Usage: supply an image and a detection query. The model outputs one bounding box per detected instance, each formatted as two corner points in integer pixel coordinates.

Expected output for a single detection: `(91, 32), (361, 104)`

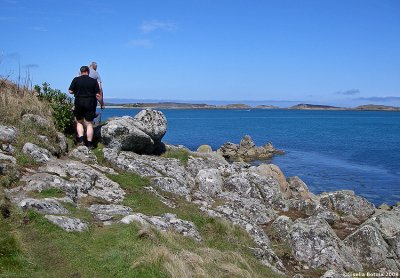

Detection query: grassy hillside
(0, 80), (281, 277)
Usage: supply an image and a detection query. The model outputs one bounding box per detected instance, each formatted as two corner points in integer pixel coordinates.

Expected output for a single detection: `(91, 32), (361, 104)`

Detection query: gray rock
(271, 215), (293, 243)
(196, 145), (212, 153)
(88, 204), (132, 215)
(133, 108), (167, 141)
(22, 114), (51, 128)
(101, 109), (167, 154)
(0, 125), (17, 143)
(101, 116), (154, 152)
(151, 177), (191, 198)
(0, 152), (16, 164)
(22, 143), (54, 163)
(19, 198), (69, 214)
(217, 135), (283, 162)
(40, 159), (125, 203)
(56, 132), (68, 154)
(344, 225), (398, 270)
(120, 212), (201, 241)
(45, 215), (88, 232)
(256, 164), (291, 198)
(69, 146), (97, 163)
(1, 143), (16, 154)
(289, 216), (362, 272)
(195, 169), (223, 197)
(320, 190), (375, 222)
(365, 210), (400, 238)
(287, 176), (316, 200)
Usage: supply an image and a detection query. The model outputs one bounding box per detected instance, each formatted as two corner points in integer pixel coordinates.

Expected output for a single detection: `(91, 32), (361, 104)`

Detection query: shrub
(35, 82), (74, 133)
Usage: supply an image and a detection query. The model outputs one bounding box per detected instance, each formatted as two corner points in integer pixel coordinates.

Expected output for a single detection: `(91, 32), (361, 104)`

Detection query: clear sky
(1, 0), (399, 107)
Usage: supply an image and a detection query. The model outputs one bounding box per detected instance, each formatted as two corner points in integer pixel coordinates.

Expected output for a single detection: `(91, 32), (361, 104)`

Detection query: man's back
(69, 75), (99, 98)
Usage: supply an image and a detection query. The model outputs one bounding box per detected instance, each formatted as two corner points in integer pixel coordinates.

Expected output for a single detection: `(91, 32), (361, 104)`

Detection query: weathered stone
(320, 190), (375, 222)
(344, 225), (398, 270)
(56, 132), (68, 154)
(186, 155), (228, 177)
(69, 146), (97, 163)
(364, 210), (400, 238)
(88, 204), (132, 215)
(151, 177), (191, 198)
(19, 198), (69, 214)
(45, 215), (88, 232)
(195, 169), (223, 197)
(22, 114), (51, 128)
(22, 142), (54, 163)
(121, 212), (201, 241)
(271, 215), (293, 243)
(133, 108), (167, 141)
(289, 216), (362, 272)
(378, 203), (391, 210)
(217, 135), (283, 162)
(0, 152), (16, 164)
(287, 176), (316, 200)
(101, 109), (167, 154)
(40, 159), (125, 203)
(256, 164), (290, 198)
(101, 116), (154, 152)
(196, 144), (212, 153)
(0, 125), (17, 143)
(1, 143), (16, 154)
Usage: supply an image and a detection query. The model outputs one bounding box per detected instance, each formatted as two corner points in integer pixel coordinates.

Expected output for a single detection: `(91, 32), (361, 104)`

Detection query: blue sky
(1, 0), (399, 107)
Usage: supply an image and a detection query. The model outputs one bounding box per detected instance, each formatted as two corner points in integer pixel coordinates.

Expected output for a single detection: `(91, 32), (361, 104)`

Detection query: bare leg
(85, 120), (94, 142)
(76, 119), (85, 137)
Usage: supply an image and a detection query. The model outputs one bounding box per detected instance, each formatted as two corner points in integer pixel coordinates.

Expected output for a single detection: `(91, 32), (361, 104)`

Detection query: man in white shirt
(89, 61), (105, 109)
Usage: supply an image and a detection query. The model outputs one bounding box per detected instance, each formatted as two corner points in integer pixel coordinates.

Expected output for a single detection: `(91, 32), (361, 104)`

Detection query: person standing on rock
(89, 61), (105, 110)
(69, 66), (101, 148)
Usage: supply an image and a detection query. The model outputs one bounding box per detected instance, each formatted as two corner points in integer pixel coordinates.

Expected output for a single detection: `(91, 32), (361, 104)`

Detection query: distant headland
(104, 102), (400, 111)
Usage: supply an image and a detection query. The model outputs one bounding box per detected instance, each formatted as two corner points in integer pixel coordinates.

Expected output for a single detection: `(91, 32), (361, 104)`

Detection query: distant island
(104, 102), (400, 111)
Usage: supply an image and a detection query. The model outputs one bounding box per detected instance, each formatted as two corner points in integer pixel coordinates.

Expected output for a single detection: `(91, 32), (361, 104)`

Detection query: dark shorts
(74, 97), (97, 121)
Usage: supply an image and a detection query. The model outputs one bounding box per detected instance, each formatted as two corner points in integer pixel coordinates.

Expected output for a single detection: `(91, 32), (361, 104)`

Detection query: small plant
(35, 82), (74, 133)
(161, 149), (190, 165)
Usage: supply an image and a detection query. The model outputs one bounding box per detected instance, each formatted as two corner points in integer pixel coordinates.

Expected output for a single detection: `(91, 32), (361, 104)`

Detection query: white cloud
(126, 39), (152, 48)
(336, 89), (360, 95)
(139, 20), (176, 33)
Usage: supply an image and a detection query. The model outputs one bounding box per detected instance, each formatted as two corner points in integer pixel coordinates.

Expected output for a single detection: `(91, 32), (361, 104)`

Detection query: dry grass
(132, 238), (264, 278)
(0, 79), (52, 126)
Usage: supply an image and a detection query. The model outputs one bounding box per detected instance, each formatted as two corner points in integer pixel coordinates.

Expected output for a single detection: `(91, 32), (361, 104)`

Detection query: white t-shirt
(89, 68), (101, 83)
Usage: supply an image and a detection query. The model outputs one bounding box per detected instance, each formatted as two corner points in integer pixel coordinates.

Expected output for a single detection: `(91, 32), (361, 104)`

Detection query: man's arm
(68, 78), (76, 95)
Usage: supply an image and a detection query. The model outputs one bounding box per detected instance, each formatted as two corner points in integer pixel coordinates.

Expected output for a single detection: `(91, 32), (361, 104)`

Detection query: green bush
(35, 82), (74, 133)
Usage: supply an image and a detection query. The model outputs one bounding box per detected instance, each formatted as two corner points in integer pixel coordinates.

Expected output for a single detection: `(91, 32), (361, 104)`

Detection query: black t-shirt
(69, 75), (100, 99)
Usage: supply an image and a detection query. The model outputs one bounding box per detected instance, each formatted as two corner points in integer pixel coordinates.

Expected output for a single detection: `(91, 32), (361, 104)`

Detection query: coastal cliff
(1, 83), (399, 277)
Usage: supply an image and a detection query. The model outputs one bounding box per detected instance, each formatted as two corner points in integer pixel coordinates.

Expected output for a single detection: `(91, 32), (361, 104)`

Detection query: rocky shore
(1, 108), (399, 277)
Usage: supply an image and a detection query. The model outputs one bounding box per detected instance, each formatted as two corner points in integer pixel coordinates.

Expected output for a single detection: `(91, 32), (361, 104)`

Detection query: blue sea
(100, 108), (400, 206)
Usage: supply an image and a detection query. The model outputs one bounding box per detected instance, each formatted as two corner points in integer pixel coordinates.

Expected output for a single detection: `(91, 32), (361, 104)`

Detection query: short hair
(90, 62), (97, 69)
(80, 66), (90, 73)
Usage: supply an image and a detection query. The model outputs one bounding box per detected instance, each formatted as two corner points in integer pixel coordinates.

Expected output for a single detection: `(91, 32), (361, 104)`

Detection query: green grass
(27, 188), (65, 199)
(161, 149), (191, 165)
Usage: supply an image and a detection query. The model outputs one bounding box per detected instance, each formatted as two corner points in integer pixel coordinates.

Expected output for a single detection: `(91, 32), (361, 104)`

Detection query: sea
(99, 108), (400, 206)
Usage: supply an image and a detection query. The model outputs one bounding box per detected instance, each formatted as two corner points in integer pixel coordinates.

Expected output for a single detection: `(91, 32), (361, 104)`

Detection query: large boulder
(45, 215), (88, 232)
(289, 216), (362, 272)
(101, 109), (167, 154)
(344, 225), (399, 270)
(0, 125), (17, 143)
(195, 169), (223, 197)
(319, 190), (375, 222)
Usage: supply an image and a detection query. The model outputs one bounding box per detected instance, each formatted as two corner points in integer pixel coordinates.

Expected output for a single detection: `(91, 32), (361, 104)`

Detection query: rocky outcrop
(289, 216), (362, 272)
(0, 125), (18, 143)
(22, 142), (54, 163)
(69, 146), (97, 163)
(217, 135), (283, 162)
(344, 225), (399, 270)
(320, 190), (375, 222)
(19, 198), (69, 214)
(44, 215), (89, 232)
(196, 145), (212, 153)
(121, 212), (201, 241)
(101, 109), (167, 154)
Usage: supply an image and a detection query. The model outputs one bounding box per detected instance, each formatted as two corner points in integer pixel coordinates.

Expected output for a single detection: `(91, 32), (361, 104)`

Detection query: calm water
(100, 108), (400, 205)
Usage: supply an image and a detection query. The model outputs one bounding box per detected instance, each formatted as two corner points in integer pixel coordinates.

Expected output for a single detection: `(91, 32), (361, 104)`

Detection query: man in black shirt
(69, 66), (101, 148)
